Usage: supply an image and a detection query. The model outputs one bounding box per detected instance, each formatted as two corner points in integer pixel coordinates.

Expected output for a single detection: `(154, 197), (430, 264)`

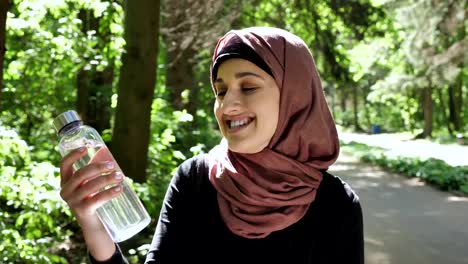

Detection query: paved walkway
(339, 132), (468, 167)
(330, 154), (468, 264)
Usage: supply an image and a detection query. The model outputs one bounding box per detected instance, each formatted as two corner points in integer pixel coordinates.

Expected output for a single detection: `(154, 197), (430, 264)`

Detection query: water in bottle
(53, 110), (151, 242)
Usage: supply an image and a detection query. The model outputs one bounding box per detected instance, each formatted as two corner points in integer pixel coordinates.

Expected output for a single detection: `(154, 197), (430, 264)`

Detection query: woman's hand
(59, 147), (124, 261)
(59, 147), (124, 223)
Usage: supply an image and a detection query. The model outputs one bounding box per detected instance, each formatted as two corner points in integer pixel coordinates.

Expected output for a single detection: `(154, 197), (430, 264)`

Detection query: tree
(0, 0), (10, 110)
(76, 3), (117, 135)
(238, 0), (387, 131)
(421, 85), (433, 137)
(161, 0), (240, 115)
(4, 0), (87, 152)
(347, 0), (466, 136)
(111, 0), (160, 183)
(391, 0), (465, 137)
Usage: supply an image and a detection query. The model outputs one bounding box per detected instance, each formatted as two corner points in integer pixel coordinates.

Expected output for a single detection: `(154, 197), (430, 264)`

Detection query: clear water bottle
(53, 110), (151, 242)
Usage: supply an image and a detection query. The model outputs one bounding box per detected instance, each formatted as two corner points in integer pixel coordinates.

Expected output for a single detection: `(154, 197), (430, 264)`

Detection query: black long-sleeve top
(90, 154), (364, 264)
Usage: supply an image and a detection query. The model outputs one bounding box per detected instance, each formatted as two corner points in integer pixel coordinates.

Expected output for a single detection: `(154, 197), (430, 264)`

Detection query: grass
(340, 140), (468, 195)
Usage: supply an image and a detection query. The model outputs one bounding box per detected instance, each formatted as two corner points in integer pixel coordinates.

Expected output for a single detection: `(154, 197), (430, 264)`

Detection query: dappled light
(331, 154), (468, 264)
(446, 196), (468, 203)
(340, 132), (468, 167)
(366, 250), (391, 264)
(0, 0), (465, 263)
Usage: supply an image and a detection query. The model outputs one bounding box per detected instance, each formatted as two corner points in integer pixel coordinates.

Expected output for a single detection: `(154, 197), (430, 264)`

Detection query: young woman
(60, 27), (364, 264)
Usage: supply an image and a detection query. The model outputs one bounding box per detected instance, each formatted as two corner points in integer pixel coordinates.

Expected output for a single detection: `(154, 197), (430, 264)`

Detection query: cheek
(258, 98), (279, 119)
(268, 108), (280, 132)
(213, 101), (223, 126)
(258, 99), (280, 134)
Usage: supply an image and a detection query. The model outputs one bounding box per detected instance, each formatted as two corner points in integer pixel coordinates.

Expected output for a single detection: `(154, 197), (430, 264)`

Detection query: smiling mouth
(226, 117), (254, 132)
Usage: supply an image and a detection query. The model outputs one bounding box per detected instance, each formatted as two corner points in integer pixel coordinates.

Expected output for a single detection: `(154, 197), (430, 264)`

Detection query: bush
(341, 141), (468, 194)
(0, 126), (83, 264)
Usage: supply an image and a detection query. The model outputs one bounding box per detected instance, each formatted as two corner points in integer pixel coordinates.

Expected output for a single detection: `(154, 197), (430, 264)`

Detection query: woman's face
(213, 58), (280, 153)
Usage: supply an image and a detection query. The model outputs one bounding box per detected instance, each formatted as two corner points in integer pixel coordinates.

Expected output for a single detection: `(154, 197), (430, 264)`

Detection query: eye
(216, 89), (227, 97)
(242, 87), (258, 93)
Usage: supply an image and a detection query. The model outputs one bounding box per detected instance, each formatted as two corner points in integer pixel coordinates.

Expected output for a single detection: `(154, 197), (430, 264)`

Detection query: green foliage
(365, 90), (419, 131)
(2, 0), (124, 162)
(239, 0), (387, 86)
(0, 0), (465, 262)
(4, 0), (81, 143)
(138, 96), (220, 220)
(341, 141), (468, 194)
(120, 96), (220, 263)
(0, 126), (82, 264)
(339, 0), (467, 135)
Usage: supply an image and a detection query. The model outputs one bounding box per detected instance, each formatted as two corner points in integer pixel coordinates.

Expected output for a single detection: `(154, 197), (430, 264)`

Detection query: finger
(62, 170), (123, 209)
(75, 185), (124, 216)
(62, 161), (116, 198)
(89, 148), (122, 172)
(60, 147), (88, 185)
(75, 171), (124, 201)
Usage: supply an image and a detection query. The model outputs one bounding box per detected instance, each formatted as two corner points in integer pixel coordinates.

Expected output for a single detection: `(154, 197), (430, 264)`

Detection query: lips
(225, 116), (254, 132)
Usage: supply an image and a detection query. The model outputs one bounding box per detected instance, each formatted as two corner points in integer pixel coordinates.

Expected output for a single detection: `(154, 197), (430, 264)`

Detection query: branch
(432, 37), (468, 67)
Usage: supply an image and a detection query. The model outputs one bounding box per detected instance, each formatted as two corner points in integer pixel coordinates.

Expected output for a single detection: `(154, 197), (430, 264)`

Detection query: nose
(221, 89), (243, 114)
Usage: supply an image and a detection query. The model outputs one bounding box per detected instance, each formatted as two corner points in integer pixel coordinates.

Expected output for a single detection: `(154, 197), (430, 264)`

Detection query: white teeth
(230, 118), (250, 129)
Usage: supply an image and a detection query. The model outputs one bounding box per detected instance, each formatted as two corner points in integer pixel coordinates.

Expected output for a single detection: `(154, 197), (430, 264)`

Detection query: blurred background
(0, 0), (466, 263)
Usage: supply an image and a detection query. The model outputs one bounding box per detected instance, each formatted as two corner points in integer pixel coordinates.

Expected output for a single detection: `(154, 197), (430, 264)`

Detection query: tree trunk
(166, 48), (196, 112)
(111, 0), (160, 183)
(438, 86), (452, 135)
(407, 89), (417, 131)
(76, 69), (90, 124)
(352, 84), (362, 132)
(76, 67), (114, 134)
(448, 79), (462, 131)
(162, 0), (198, 114)
(419, 86), (433, 138)
(340, 88), (347, 112)
(362, 84), (371, 130)
(76, 8), (113, 135)
(187, 82), (199, 118)
(0, 0), (9, 111)
(457, 77), (464, 130)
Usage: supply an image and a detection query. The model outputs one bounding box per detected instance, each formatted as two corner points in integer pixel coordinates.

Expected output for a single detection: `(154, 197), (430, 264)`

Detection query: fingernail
(114, 186), (122, 192)
(114, 172), (123, 180)
(106, 162), (114, 169)
(78, 147), (87, 152)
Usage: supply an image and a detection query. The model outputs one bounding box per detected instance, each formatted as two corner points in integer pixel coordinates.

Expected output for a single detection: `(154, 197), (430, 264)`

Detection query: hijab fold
(208, 27), (339, 239)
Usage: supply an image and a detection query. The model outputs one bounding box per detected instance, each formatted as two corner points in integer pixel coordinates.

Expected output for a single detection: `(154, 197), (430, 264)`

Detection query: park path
(339, 132), (468, 167)
(330, 153), (468, 264)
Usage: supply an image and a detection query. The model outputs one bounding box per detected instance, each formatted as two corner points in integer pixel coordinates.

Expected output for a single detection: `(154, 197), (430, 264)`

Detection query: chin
(227, 142), (264, 154)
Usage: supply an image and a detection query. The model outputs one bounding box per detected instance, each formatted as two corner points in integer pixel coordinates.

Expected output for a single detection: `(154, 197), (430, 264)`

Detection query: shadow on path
(330, 154), (468, 264)
(339, 132), (468, 167)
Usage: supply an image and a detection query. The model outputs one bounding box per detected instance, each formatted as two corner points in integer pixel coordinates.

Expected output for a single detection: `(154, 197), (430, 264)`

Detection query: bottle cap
(53, 110), (81, 132)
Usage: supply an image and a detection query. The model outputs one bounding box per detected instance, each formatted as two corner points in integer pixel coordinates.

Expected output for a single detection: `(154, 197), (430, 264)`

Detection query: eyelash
(216, 87), (258, 97)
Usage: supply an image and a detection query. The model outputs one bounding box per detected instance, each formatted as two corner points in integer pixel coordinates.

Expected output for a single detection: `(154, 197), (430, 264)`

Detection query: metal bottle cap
(53, 110), (81, 132)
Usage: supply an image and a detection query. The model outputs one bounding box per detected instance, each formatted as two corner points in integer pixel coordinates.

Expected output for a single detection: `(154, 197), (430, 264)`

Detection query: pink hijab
(208, 27), (340, 239)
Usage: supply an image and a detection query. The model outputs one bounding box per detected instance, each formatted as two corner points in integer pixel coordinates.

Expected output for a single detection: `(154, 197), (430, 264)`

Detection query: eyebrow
(214, 71), (264, 83)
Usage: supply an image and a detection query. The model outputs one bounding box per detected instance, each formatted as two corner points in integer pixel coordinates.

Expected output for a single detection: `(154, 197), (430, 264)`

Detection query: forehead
(217, 59), (264, 78)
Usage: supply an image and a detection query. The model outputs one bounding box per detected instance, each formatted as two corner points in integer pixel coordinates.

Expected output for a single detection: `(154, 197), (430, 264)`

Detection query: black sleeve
(319, 172), (365, 264)
(345, 196), (364, 264)
(88, 244), (129, 264)
(144, 156), (205, 264)
(338, 185), (364, 264)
